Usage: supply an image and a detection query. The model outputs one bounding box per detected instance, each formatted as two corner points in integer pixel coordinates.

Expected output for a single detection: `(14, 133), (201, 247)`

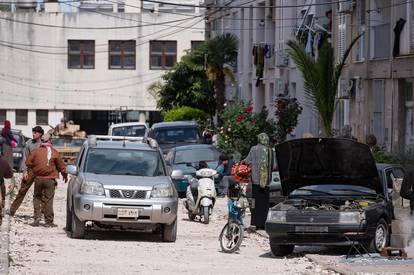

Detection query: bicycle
(219, 183), (249, 253)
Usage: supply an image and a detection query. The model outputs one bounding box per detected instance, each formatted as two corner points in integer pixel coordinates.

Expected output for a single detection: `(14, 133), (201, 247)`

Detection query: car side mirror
(171, 170), (184, 180)
(66, 164), (78, 176)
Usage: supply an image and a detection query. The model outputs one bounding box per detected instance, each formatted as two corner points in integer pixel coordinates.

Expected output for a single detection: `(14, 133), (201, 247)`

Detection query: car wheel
(270, 240), (294, 256)
(66, 203), (72, 232)
(203, 206), (209, 224)
(367, 218), (389, 253)
(71, 209), (85, 239)
(162, 218), (177, 242)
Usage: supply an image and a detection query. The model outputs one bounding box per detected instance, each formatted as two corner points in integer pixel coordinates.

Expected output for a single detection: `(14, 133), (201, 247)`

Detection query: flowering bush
(218, 102), (277, 157)
(274, 94), (303, 142)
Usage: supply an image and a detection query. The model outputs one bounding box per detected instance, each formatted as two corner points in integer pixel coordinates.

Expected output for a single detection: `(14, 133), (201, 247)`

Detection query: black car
(0, 128), (26, 171)
(149, 121), (202, 155)
(266, 138), (393, 256)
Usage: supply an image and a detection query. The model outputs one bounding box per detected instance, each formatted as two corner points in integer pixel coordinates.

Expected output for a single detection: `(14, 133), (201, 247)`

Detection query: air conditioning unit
(338, 79), (355, 99)
(338, 0), (354, 14)
(275, 49), (289, 67)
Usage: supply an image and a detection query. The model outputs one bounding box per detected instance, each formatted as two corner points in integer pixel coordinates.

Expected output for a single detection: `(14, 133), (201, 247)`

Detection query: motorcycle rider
(189, 161), (209, 203)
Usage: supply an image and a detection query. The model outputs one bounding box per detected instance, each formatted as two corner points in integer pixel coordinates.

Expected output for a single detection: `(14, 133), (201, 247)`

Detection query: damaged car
(266, 138), (392, 256)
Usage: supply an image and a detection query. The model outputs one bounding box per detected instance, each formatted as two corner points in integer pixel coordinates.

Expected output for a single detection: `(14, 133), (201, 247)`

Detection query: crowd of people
(0, 121), (67, 227)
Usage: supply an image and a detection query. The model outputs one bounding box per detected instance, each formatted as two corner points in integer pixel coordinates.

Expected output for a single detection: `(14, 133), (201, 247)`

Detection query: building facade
(332, 0), (414, 152)
(0, 0), (205, 136)
(205, 0), (332, 139)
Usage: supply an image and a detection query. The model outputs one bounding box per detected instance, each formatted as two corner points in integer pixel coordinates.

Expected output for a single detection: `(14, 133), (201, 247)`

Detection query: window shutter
(411, 3), (414, 52)
(338, 14), (346, 61)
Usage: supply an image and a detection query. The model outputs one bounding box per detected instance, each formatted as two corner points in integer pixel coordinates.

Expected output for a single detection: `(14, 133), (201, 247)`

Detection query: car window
(385, 169), (395, 189)
(85, 148), (165, 176)
(77, 147), (85, 167)
(174, 148), (219, 164)
(52, 138), (85, 147)
(112, 125), (146, 137)
(153, 127), (199, 144)
(165, 150), (174, 165)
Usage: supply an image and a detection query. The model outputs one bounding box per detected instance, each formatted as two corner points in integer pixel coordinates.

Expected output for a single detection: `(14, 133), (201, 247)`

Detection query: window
(68, 40), (95, 69)
(16, 110), (28, 125)
(373, 79), (385, 144)
(36, 110), (48, 125)
(109, 40), (136, 69)
(150, 41), (177, 69)
(191, 41), (203, 51)
(0, 110), (6, 124)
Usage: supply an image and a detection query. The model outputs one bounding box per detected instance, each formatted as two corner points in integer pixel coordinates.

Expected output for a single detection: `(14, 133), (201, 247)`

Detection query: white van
(108, 122), (148, 137)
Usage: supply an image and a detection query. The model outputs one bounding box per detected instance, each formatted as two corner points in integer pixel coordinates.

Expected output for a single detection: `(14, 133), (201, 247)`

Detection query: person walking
(0, 156), (13, 224)
(1, 120), (17, 169)
(9, 126), (44, 216)
(243, 133), (273, 230)
(26, 134), (67, 227)
(401, 165), (414, 215)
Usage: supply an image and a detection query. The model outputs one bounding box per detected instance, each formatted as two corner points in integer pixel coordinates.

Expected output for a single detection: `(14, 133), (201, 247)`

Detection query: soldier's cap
(32, 126), (44, 135)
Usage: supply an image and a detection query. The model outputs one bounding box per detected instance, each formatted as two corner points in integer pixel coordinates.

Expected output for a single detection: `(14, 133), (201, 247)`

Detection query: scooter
(183, 168), (217, 224)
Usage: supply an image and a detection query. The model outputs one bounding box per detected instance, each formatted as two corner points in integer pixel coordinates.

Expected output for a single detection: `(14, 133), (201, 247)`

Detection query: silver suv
(65, 136), (178, 242)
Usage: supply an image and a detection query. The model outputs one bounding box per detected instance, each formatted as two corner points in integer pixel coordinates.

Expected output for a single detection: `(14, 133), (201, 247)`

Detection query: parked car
(108, 122), (148, 137)
(165, 144), (220, 196)
(266, 138), (393, 256)
(149, 121), (202, 155)
(0, 128), (26, 171)
(65, 135), (178, 242)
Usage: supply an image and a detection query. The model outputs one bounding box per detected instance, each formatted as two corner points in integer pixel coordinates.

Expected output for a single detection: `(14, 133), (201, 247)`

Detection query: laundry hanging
(393, 18), (406, 57)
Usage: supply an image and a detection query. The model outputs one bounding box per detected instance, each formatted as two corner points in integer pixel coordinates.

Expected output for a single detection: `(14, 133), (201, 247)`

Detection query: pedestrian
(400, 165), (414, 215)
(25, 134), (67, 227)
(217, 153), (235, 197)
(0, 156), (13, 224)
(1, 120), (17, 169)
(243, 133), (273, 230)
(9, 126), (44, 216)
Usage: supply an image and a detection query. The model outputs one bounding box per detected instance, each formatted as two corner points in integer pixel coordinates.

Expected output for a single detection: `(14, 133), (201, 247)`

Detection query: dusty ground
(7, 179), (336, 275)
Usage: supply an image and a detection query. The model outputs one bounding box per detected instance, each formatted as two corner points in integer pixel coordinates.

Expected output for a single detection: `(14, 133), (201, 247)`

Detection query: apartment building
(205, 0), (332, 138)
(332, 0), (414, 152)
(0, 0), (205, 136)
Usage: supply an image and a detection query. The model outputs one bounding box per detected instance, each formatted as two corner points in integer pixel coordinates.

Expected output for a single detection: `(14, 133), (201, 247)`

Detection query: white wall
(0, 11), (204, 111)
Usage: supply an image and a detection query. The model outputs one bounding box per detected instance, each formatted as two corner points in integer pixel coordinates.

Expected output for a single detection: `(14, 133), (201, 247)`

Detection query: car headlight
(267, 210), (286, 223)
(13, 152), (22, 158)
(151, 183), (174, 198)
(80, 181), (105, 196)
(339, 211), (365, 224)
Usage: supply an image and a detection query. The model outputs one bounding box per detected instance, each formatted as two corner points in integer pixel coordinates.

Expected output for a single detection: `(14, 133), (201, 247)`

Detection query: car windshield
(174, 147), (219, 164)
(112, 125), (146, 137)
(290, 184), (378, 197)
(153, 127), (199, 144)
(85, 148), (165, 176)
(52, 138), (85, 147)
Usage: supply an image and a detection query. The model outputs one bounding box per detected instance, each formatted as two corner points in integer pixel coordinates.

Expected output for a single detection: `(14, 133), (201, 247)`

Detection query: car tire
(203, 206), (209, 224)
(71, 209), (85, 239)
(367, 218), (389, 253)
(162, 218), (177, 242)
(270, 241), (295, 256)
(66, 203), (72, 232)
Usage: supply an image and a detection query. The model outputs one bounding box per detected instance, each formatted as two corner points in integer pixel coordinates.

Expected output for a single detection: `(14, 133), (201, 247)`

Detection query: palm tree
(193, 33), (239, 117)
(287, 34), (362, 137)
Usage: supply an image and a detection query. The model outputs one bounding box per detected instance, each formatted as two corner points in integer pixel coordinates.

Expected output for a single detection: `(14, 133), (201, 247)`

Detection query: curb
(0, 194), (10, 275)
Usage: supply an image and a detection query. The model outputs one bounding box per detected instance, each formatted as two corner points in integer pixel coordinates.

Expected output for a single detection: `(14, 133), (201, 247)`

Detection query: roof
(151, 121), (198, 129)
(109, 122), (148, 129)
(174, 144), (216, 151)
(376, 163), (404, 169)
(89, 140), (155, 151)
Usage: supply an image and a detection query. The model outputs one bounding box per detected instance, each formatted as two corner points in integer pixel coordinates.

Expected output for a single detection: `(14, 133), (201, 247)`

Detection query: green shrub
(163, 106), (208, 123)
(373, 150), (400, 164)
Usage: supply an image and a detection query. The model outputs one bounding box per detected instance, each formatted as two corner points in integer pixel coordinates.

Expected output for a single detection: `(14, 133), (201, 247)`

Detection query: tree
(193, 33), (239, 116)
(150, 55), (215, 116)
(287, 34), (362, 137)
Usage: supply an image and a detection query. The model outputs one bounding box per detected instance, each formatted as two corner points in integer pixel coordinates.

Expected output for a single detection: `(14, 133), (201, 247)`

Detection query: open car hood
(275, 138), (383, 196)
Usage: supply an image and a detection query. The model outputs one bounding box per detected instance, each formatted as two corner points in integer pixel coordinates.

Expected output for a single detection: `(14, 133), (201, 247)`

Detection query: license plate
(117, 208), (139, 218)
(295, 226), (328, 232)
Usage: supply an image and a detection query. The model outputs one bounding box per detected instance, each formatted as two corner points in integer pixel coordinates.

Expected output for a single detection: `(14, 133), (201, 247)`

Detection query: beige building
(332, 0), (414, 152)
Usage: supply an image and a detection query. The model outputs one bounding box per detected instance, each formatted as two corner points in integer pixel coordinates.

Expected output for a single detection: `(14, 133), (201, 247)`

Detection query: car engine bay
(277, 198), (379, 211)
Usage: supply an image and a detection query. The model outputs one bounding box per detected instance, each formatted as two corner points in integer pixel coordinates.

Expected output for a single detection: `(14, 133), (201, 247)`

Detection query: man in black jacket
(400, 165), (414, 215)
